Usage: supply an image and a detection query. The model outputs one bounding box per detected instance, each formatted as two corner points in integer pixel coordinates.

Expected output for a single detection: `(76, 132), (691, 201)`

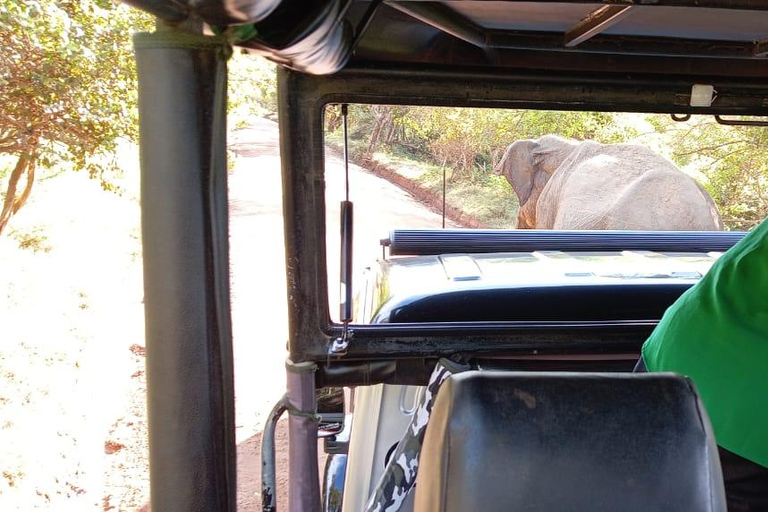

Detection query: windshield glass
(323, 106), (765, 322)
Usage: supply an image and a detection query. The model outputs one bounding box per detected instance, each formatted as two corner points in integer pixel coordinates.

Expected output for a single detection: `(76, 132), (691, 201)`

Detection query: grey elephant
(496, 135), (723, 230)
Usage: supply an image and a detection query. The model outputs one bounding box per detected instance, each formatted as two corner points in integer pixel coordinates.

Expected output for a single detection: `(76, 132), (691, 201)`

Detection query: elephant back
(536, 142), (722, 231)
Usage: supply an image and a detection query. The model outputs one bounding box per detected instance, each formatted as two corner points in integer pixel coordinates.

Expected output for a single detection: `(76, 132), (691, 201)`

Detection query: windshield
(323, 106), (765, 322)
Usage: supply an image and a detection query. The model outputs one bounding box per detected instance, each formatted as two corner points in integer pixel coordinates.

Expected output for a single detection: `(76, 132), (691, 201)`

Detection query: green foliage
(331, 106), (636, 183)
(417, 165), (518, 228)
(228, 50), (278, 127)
(0, 0), (152, 233)
(648, 116), (768, 230)
(325, 105), (636, 226)
(1, 0), (151, 167)
(324, 105), (768, 231)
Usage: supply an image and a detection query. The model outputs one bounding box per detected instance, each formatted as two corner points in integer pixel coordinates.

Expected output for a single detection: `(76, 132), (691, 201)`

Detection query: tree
(228, 49), (278, 126)
(648, 116), (768, 230)
(390, 107), (634, 182)
(0, 0), (152, 235)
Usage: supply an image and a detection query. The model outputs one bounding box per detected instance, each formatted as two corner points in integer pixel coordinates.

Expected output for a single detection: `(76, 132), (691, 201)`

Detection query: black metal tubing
(278, 64), (768, 363)
(715, 115), (768, 126)
(339, 106), (354, 323)
(286, 360), (321, 512)
(488, 30), (765, 59)
(386, 1), (487, 47)
(338, 320), (659, 358)
(564, 5), (634, 48)
(384, 229), (747, 255)
(135, 32), (235, 512)
(392, 0), (768, 10)
(671, 113), (692, 122)
(382, 2), (768, 61)
(350, 0), (384, 54)
(304, 66), (768, 115)
(339, 201), (354, 322)
(278, 69), (332, 361)
(262, 397), (288, 512)
(120, 0), (768, 25)
(350, 14), (768, 79)
(261, 363), (321, 512)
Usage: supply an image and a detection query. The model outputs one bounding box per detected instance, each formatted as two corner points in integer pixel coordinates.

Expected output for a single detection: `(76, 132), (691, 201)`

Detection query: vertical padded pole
(134, 29), (235, 512)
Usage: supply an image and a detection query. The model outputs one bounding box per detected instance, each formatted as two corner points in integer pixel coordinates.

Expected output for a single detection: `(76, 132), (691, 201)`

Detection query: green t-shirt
(642, 219), (768, 468)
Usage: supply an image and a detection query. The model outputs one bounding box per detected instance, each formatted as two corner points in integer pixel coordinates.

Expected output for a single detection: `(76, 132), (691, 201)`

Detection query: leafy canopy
(0, 0), (152, 234)
(648, 116), (768, 230)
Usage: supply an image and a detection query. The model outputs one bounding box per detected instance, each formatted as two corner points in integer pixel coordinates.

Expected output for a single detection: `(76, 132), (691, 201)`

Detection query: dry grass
(325, 133), (520, 228)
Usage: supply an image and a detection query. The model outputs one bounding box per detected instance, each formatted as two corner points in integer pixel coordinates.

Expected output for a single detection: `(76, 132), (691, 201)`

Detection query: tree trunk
(385, 120), (397, 144)
(325, 105), (342, 132)
(368, 119), (382, 156)
(368, 106), (396, 156)
(0, 150), (37, 236)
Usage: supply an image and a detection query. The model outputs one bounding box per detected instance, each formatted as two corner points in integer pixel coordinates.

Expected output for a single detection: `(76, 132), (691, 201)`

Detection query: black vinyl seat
(414, 371), (726, 512)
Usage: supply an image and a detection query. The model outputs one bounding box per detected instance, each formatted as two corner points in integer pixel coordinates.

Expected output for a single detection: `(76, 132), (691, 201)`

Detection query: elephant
(495, 135), (723, 230)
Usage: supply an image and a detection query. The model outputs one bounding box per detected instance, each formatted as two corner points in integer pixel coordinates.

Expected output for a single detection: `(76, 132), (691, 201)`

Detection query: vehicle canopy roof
(127, 0), (768, 363)
(124, 3), (768, 510)
(129, 0), (768, 84)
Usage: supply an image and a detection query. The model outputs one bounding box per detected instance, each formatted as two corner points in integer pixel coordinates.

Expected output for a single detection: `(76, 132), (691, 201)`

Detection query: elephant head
(495, 135), (579, 228)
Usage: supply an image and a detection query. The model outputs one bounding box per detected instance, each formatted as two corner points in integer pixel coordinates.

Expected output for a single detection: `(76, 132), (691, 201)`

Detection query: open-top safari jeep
(124, 1), (768, 511)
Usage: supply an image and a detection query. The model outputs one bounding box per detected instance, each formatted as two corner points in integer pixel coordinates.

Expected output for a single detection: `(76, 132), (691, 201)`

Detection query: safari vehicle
(123, 1), (767, 511)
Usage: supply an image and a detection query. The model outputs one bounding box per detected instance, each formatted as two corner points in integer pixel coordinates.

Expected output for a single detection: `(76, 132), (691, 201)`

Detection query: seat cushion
(414, 371), (726, 512)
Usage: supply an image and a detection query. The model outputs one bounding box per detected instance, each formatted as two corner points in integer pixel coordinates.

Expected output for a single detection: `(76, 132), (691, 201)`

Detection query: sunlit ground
(1, 117), (465, 511)
(0, 164), (147, 511)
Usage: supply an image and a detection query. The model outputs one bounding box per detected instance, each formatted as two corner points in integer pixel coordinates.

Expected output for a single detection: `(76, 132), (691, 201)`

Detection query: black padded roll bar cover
(415, 371), (726, 512)
(126, 0), (352, 74)
(135, 35), (235, 512)
(242, 0), (354, 75)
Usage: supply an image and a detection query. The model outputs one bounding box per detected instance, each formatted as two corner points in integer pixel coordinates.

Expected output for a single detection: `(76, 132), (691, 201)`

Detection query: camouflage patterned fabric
(364, 358), (470, 512)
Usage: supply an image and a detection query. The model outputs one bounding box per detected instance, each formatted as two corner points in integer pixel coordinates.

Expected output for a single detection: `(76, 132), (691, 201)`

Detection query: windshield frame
(279, 65), (767, 363)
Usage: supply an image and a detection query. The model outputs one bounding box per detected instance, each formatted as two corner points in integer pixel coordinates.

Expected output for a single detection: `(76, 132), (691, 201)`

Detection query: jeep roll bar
(123, 1), (768, 511)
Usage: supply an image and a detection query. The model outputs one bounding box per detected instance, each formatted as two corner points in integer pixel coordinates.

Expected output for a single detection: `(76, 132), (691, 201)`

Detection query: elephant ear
(531, 135), (579, 175)
(500, 139), (538, 206)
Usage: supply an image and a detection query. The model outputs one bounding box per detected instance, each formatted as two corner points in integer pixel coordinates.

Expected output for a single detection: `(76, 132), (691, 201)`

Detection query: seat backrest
(414, 371), (726, 512)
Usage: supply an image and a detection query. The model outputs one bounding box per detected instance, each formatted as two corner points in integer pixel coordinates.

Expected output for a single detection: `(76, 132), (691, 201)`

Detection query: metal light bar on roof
(383, 229), (747, 256)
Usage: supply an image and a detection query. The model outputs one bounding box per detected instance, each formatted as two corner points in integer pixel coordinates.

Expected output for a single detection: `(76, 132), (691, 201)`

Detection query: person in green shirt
(638, 217), (768, 511)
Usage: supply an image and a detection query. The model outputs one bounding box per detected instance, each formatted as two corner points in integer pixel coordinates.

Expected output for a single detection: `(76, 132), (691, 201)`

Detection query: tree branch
(703, 148), (746, 168)
(674, 139), (750, 157)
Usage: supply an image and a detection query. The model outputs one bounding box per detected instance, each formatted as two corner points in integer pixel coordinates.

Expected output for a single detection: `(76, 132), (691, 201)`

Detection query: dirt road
(0, 116), (451, 512)
(228, 118), (453, 510)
